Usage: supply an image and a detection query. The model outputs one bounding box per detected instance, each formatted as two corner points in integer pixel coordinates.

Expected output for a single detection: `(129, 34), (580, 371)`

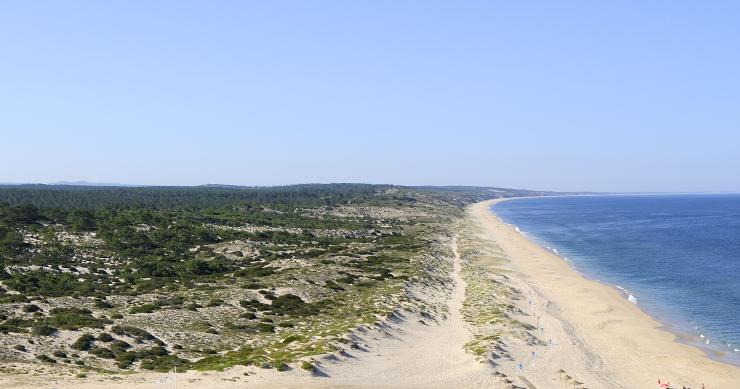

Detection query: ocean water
(492, 194), (740, 365)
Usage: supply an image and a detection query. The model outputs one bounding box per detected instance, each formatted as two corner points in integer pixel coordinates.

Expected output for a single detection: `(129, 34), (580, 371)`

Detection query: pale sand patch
(473, 199), (740, 388)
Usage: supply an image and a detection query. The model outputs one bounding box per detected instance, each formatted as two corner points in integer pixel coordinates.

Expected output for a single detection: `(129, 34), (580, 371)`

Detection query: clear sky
(2, 1), (739, 192)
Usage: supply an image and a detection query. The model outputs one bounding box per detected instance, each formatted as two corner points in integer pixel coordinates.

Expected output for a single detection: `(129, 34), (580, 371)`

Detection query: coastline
(473, 198), (740, 388)
(491, 195), (740, 367)
(3, 197), (738, 389)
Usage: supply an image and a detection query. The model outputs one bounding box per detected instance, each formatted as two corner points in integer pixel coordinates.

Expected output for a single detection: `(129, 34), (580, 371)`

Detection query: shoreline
(492, 195), (740, 367)
(474, 198), (740, 387)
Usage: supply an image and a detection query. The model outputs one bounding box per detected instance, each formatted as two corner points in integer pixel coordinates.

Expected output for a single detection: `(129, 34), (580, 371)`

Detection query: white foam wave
(552, 248), (559, 254)
(627, 294), (638, 304)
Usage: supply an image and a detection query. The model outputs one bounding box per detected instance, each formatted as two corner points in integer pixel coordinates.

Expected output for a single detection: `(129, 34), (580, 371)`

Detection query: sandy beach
(473, 199), (740, 388)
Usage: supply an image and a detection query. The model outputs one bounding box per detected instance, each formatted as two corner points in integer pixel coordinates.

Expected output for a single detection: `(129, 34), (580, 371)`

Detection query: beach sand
(472, 199), (740, 388)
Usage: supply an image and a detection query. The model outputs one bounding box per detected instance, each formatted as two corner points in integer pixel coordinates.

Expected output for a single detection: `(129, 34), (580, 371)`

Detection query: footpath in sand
(307, 237), (497, 388)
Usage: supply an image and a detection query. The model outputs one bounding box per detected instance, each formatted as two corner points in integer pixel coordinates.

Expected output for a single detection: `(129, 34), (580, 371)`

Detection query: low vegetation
(0, 184), (543, 374)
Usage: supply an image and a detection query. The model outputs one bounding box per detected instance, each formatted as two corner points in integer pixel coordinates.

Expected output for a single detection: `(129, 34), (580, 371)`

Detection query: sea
(492, 194), (740, 365)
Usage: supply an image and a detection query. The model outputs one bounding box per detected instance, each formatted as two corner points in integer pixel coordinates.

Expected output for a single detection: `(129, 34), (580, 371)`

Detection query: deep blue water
(493, 195), (740, 364)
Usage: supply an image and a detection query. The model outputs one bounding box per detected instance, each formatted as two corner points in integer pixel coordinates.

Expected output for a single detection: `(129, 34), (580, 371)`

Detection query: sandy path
(303, 236), (497, 388)
(473, 199), (740, 389)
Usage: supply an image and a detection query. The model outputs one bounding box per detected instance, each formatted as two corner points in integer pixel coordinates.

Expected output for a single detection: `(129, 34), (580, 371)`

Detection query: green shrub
(300, 361), (314, 372)
(97, 332), (114, 342)
(5, 271), (92, 297)
(90, 346), (115, 359)
(48, 307), (108, 329)
(281, 334), (303, 344)
(71, 334), (95, 351)
(53, 350), (67, 358)
(109, 340), (132, 353)
(0, 319), (28, 334)
(269, 294), (321, 316)
(94, 299), (113, 309)
(31, 323), (57, 336)
(239, 299), (270, 311)
(140, 355), (191, 372)
(13, 344), (26, 352)
(115, 351), (137, 369)
(130, 303), (160, 314)
(111, 325), (155, 340)
(256, 323), (274, 333)
(275, 360), (289, 371)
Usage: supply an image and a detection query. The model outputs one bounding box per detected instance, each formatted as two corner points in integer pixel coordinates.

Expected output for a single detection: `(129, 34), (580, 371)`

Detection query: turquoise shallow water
(493, 194), (740, 365)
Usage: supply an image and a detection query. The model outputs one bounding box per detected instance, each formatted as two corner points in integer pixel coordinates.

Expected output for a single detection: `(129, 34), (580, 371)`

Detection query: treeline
(0, 184), (392, 210)
(0, 183), (558, 211)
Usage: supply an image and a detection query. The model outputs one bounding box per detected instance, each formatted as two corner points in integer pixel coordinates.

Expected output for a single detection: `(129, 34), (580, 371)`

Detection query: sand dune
(4, 199), (739, 388)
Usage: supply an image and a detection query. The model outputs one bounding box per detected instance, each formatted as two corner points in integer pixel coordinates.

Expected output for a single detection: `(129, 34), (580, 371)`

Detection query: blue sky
(2, 1), (739, 192)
